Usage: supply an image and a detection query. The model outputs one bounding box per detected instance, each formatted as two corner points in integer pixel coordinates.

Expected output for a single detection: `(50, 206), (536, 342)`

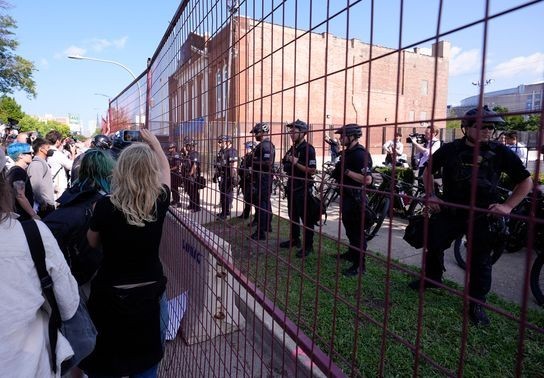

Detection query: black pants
(253, 174), (272, 235)
(219, 176), (234, 215)
(171, 172), (183, 204)
(185, 178), (200, 209)
(426, 210), (493, 301)
(240, 179), (252, 217)
(286, 188), (314, 250)
(341, 195), (367, 268)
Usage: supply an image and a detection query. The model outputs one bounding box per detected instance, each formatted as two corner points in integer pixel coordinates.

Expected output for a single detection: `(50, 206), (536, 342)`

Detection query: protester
(0, 154), (80, 377)
(6, 142), (39, 220)
(504, 131), (528, 165)
(82, 129), (170, 377)
(28, 137), (56, 217)
(46, 130), (76, 200)
(44, 149), (115, 286)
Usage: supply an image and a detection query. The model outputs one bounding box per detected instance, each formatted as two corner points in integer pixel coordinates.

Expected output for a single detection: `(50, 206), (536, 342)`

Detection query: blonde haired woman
(82, 129), (170, 378)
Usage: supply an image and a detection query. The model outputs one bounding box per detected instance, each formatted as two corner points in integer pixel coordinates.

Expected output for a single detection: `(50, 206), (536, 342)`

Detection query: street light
(68, 55), (143, 127)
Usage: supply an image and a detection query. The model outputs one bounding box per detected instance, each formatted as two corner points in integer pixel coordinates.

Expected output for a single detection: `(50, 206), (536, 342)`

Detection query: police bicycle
(453, 188), (544, 305)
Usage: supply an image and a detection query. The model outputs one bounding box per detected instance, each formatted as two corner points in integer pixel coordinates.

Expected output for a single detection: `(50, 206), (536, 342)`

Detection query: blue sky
(8, 0), (544, 133)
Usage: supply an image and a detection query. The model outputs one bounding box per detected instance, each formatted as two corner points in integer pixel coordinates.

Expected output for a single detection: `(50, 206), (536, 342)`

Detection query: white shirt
(507, 142), (527, 165)
(47, 148), (73, 199)
(418, 138), (441, 168)
(0, 216), (79, 377)
(383, 139), (404, 155)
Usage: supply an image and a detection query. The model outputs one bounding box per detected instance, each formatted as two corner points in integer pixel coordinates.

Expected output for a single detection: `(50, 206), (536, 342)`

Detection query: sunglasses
(471, 123), (495, 130)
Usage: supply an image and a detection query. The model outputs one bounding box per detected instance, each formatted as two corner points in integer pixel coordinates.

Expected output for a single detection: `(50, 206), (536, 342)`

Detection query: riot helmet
(286, 119), (309, 132)
(250, 122), (270, 134)
(92, 134), (112, 149)
(461, 105), (505, 130)
(334, 123), (363, 138)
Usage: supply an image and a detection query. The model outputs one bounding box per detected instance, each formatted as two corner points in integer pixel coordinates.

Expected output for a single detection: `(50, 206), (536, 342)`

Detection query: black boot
(468, 303), (490, 326)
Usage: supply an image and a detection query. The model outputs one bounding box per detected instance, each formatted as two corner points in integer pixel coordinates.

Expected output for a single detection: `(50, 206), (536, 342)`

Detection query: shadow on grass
(206, 215), (544, 377)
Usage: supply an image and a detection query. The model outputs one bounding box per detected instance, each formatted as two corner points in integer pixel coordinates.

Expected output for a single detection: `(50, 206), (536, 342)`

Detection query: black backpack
(43, 192), (103, 285)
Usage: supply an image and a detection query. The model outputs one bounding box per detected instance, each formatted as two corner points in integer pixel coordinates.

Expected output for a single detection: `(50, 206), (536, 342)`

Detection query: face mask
(46, 149), (55, 158)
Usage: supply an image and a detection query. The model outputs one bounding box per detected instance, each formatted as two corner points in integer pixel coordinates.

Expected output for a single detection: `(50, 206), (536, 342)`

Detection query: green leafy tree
(0, 3), (36, 97)
(446, 107), (461, 129)
(0, 95), (23, 122)
(492, 105), (540, 131)
(19, 115), (71, 138)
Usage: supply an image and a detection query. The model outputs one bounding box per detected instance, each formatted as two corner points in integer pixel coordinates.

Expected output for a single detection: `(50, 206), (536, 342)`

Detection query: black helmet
(184, 136), (196, 146)
(335, 123), (362, 138)
(250, 122), (270, 134)
(217, 135), (232, 142)
(168, 142), (177, 149)
(244, 141), (256, 149)
(92, 134), (112, 149)
(286, 119), (309, 132)
(462, 105), (505, 129)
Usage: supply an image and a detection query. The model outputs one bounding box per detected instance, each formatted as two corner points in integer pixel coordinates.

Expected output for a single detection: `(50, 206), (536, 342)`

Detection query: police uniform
(423, 138), (530, 302)
(334, 143), (373, 270)
(251, 138), (275, 238)
(282, 140), (316, 253)
(181, 149), (201, 211)
(237, 146), (254, 219)
(217, 146), (238, 217)
(167, 149), (182, 205)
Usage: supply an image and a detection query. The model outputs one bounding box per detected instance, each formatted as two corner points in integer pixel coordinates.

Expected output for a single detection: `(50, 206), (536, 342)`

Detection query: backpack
(43, 192), (103, 285)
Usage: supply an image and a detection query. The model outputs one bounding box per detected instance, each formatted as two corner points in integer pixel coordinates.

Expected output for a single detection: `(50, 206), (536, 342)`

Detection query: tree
(19, 115), (71, 138)
(0, 95), (23, 122)
(492, 105), (540, 131)
(0, 3), (37, 97)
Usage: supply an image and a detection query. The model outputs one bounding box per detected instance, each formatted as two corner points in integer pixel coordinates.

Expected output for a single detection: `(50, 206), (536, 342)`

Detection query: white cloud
(113, 36), (128, 49)
(89, 36), (128, 52)
(490, 52), (544, 81)
(449, 46), (481, 76)
(39, 58), (49, 69)
(64, 45), (87, 57)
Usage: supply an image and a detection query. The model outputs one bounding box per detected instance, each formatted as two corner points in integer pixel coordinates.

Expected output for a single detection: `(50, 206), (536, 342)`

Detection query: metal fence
(109, 1), (543, 376)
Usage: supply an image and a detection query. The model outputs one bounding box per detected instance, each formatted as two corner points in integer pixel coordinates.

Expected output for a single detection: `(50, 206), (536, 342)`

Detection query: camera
(406, 133), (426, 144)
(122, 130), (142, 142)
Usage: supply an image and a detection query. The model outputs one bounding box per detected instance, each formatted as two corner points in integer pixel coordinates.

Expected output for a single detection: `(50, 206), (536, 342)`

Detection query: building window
(183, 85), (188, 121)
(191, 81), (196, 119)
(200, 76), (206, 117)
(216, 69), (222, 118)
(419, 111), (427, 121)
(408, 111), (415, 121)
(223, 64), (228, 119)
(421, 80), (428, 96)
(534, 100), (541, 109)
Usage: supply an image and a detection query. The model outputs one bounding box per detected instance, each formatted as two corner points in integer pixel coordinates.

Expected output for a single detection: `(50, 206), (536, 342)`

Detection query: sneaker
(250, 232), (266, 241)
(342, 264), (365, 277)
(296, 248), (313, 258)
(280, 239), (301, 249)
(408, 278), (441, 290)
(469, 304), (490, 326)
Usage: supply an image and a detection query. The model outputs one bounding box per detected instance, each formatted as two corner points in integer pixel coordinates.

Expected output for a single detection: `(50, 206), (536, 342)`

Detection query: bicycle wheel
(453, 236), (504, 271)
(406, 197), (425, 217)
(365, 195), (390, 241)
(530, 251), (544, 306)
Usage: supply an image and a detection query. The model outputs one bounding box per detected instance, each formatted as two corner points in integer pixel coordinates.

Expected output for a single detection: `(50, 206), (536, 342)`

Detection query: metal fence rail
(109, 1), (543, 376)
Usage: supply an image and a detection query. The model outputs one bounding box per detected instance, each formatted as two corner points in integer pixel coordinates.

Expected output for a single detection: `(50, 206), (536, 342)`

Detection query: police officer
(216, 135), (238, 219)
(249, 122), (275, 240)
(411, 106), (532, 325)
(167, 142), (183, 207)
(237, 141), (256, 219)
(181, 137), (201, 212)
(279, 119), (316, 258)
(331, 124), (373, 276)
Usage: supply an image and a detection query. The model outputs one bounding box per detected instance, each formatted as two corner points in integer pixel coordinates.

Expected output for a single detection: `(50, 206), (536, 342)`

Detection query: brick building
(168, 16), (450, 158)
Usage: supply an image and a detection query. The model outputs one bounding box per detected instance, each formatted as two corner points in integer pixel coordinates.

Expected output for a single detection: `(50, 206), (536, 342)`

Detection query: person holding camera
(249, 122), (275, 241)
(409, 125), (441, 177)
(181, 137), (201, 212)
(331, 124), (373, 277)
(279, 120), (316, 258)
(216, 135), (238, 220)
(409, 107), (532, 326)
(83, 129), (170, 377)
